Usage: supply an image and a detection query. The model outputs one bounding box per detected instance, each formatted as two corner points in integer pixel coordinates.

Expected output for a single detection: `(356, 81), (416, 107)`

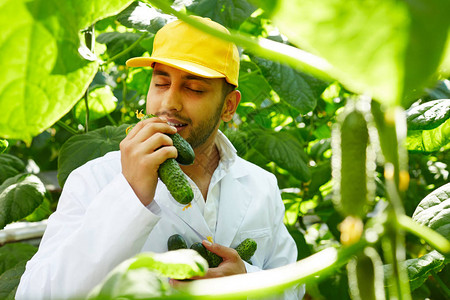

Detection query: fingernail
(203, 239), (212, 246)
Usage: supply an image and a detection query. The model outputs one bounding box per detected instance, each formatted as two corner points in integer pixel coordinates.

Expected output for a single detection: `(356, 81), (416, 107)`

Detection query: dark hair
(222, 80), (236, 100)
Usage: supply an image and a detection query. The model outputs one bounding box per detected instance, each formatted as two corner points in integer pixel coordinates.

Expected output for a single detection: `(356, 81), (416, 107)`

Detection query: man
(17, 16), (304, 299)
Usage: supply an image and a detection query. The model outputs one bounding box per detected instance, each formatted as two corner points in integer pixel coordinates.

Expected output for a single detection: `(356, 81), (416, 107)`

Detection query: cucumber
(206, 249), (223, 268)
(126, 114), (195, 205)
(158, 159), (194, 205)
(127, 114), (195, 165)
(167, 234), (188, 251)
(332, 104), (372, 218)
(235, 238), (257, 262)
(347, 247), (385, 300)
(190, 242), (209, 261)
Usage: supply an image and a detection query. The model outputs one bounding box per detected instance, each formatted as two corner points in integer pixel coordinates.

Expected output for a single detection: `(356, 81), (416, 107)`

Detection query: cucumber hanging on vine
(332, 100), (375, 218)
(347, 247), (385, 300)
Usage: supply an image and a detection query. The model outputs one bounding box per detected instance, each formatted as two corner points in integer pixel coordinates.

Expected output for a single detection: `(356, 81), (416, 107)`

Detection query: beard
(186, 102), (224, 149)
(155, 99), (225, 149)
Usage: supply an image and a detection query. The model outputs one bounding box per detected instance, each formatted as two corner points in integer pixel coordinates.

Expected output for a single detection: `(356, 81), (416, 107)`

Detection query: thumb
(202, 240), (236, 260)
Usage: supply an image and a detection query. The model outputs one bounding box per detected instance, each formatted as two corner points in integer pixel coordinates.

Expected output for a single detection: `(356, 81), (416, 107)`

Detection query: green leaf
(0, 140), (7, 154)
(238, 60), (272, 108)
(74, 86), (118, 122)
(251, 55), (327, 114)
(406, 99), (450, 130)
(187, 0), (256, 29)
(88, 249), (208, 299)
(252, 130), (311, 182)
(272, 0), (450, 107)
(0, 154), (26, 185)
(0, 261), (27, 300)
(407, 118), (450, 152)
(0, 174), (46, 229)
(97, 32), (147, 65)
(0, 0), (134, 143)
(423, 80), (450, 101)
(57, 124), (129, 187)
(117, 1), (174, 33)
(0, 243), (37, 276)
(130, 250), (208, 279)
(24, 197), (52, 222)
(412, 183), (450, 240)
(407, 251), (449, 291)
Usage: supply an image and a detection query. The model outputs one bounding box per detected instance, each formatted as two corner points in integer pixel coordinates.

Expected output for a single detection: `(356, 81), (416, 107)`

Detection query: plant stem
(175, 241), (367, 299)
(56, 121), (79, 135)
(431, 270), (450, 298)
(397, 215), (450, 255)
(102, 32), (149, 65)
(147, 0), (334, 82)
(84, 91), (89, 133)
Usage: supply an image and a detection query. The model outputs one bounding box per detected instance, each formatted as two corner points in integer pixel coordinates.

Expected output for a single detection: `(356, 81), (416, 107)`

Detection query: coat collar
(154, 131), (252, 245)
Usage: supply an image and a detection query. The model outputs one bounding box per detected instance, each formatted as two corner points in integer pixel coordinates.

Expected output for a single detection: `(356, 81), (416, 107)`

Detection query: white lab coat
(16, 133), (304, 299)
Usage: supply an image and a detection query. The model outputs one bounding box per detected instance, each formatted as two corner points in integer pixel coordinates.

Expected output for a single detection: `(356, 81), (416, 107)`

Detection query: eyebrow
(153, 70), (212, 85)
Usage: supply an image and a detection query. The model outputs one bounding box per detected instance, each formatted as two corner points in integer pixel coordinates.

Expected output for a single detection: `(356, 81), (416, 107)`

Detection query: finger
(139, 132), (174, 154)
(202, 240), (238, 260)
(126, 118), (177, 141)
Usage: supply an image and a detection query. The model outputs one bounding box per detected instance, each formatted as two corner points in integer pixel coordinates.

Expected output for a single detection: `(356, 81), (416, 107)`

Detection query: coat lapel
(155, 180), (213, 240)
(214, 166), (252, 247)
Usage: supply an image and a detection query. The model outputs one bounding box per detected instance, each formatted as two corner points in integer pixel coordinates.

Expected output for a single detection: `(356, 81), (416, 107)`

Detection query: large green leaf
(186, 0), (256, 29)
(238, 60), (272, 108)
(0, 243), (37, 276)
(406, 250), (449, 291)
(251, 55), (328, 114)
(97, 32), (147, 65)
(406, 99), (450, 130)
(412, 183), (450, 240)
(0, 0), (134, 143)
(0, 174), (46, 229)
(0, 154), (26, 185)
(88, 249), (207, 299)
(272, 0), (450, 107)
(0, 140), (7, 154)
(0, 261), (27, 300)
(407, 118), (450, 152)
(74, 86), (118, 122)
(117, 1), (175, 33)
(57, 124), (129, 187)
(252, 129), (311, 182)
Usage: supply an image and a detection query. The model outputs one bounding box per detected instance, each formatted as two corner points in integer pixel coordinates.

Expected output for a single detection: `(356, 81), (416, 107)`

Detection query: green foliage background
(1, 0), (450, 299)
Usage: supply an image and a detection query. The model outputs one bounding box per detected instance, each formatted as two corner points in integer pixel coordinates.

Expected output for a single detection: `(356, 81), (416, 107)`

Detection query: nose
(161, 86), (183, 112)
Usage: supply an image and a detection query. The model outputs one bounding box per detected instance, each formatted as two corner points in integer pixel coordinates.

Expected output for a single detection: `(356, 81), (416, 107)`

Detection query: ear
(221, 90), (241, 122)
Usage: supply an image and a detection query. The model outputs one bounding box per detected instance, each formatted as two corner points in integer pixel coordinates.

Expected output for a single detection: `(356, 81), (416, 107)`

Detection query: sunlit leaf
(117, 1), (175, 33)
(97, 32), (147, 65)
(272, 0), (450, 107)
(88, 249), (207, 299)
(74, 86), (118, 122)
(239, 60), (272, 107)
(406, 99), (450, 130)
(0, 0), (134, 143)
(412, 183), (450, 240)
(407, 118), (450, 152)
(187, 0), (256, 29)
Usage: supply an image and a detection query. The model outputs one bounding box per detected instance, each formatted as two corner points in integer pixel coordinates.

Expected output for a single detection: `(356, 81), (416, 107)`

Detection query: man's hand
(120, 117), (178, 206)
(170, 240), (246, 288)
(200, 240), (247, 278)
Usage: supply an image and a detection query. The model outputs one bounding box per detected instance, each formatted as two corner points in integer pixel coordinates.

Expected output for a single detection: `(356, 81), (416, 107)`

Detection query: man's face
(146, 63), (226, 149)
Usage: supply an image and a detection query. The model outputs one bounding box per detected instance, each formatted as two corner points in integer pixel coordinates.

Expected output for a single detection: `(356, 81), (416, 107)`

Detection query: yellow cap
(126, 16), (240, 87)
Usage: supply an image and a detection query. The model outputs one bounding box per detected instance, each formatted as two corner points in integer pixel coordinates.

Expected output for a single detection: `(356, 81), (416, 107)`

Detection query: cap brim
(126, 57), (226, 79)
